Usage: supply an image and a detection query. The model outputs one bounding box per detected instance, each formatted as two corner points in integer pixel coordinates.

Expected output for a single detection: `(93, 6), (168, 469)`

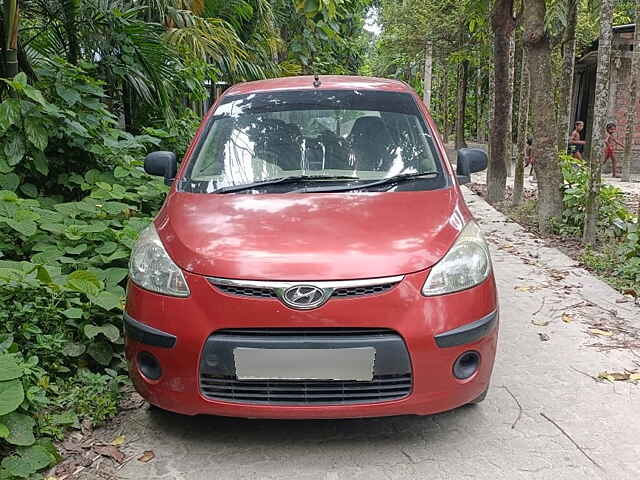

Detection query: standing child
(524, 137), (535, 179)
(604, 122), (623, 178)
(568, 121), (586, 160)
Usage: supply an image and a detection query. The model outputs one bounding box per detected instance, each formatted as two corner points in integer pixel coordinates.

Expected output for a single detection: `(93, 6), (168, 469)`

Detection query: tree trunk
(476, 69), (483, 142)
(621, 1), (640, 182)
(506, 34), (516, 177)
(525, 0), (564, 232)
(423, 40), (433, 108)
(442, 64), (450, 144)
(63, 0), (81, 65)
(486, 0), (515, 204)
(557, 0), (579, 152)
(583, 0), (615, 245)
(487, 62), (495, 156)
(455, 59), (469, 149)
(2, 0), (19, 78)
(513, 42), (530, 206)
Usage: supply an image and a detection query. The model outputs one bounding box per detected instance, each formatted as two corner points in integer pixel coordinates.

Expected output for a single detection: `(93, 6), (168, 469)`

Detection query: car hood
(156, 188), (468, 281)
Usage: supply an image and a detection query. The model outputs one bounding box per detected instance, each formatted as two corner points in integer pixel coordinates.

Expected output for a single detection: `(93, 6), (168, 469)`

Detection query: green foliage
(556, 155), (630, 237)
(0, 63), (169, 479)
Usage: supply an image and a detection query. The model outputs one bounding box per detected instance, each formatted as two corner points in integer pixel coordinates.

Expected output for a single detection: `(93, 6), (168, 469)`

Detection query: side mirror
(456, 148), (488, 185)
(144, 151), (177, 185)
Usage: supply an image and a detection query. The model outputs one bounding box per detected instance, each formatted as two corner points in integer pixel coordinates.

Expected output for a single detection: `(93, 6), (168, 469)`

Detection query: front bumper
(124, 269), (498, 418)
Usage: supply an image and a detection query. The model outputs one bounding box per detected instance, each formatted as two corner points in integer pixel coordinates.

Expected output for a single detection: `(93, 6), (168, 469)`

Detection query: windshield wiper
(291, 172), (440, 193)
(214, 175), (359, 194)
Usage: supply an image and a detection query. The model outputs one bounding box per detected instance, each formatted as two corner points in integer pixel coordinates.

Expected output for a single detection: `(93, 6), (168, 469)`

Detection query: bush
(557, 155), (631, 238)
(0, 63), (175, 479)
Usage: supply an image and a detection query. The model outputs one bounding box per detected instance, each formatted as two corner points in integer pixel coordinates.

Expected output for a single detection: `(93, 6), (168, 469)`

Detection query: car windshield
(180, 89), (447, 193)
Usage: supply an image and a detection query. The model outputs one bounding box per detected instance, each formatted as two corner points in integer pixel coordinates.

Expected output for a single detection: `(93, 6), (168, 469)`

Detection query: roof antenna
(313, 73), (321, 88)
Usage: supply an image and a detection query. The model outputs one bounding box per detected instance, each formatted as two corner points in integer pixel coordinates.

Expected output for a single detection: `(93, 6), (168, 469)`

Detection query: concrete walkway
(92, 188), (639, 480)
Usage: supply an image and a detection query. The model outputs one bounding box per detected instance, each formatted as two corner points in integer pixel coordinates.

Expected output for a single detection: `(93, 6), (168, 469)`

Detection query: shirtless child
(568, 121), (586, 160)
(604, 122), (624, 178)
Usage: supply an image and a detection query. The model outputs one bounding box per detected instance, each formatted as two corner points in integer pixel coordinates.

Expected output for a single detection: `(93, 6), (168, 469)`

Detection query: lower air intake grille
(199, 373), (412, 405)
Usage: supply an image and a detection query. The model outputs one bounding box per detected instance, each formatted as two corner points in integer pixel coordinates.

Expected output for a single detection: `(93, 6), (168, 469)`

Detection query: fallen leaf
(532, 318), (550, 326)
(562, 313), (573, 323)
(615, 298), (631, 304)
(62, 439), (83, 453)
(138, 450), (155, 463)
(538, 333), (550, 342)
(589, 328), (613, 337)
(111, 435), (125, 446)
(94, 445), (125, 464)
(515, 285), (539, 293)
(598, 371), (631, 382)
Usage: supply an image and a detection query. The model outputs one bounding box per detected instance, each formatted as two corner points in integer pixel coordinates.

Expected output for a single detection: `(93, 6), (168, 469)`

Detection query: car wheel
(469, 388), (488, 405)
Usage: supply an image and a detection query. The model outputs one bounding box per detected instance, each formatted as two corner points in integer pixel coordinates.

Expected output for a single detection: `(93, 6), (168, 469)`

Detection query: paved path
(103, 189), (639, 480)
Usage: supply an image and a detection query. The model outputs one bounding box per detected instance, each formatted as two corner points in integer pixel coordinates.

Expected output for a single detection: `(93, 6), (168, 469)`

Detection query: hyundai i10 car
(124, 75), (498, 418)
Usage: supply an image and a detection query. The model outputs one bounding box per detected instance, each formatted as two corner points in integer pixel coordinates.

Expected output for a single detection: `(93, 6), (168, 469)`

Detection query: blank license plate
(233, 347), (375, 381)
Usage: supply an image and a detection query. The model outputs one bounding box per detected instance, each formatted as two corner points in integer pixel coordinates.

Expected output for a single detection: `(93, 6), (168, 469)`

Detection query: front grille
(211, 282), (399, 300)
(332, 283), (396, 297)
(216, 328), (395, 337)
(215, 284), (277, 298)
(200, 373), (412, 405)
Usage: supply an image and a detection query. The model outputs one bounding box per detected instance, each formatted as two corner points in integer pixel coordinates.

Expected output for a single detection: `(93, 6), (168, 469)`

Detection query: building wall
(609, 31), (640, 173)
(573, 27), (640, 174)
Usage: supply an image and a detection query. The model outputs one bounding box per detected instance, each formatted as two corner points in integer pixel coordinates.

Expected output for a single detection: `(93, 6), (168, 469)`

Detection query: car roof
(224, 75), (413, 96)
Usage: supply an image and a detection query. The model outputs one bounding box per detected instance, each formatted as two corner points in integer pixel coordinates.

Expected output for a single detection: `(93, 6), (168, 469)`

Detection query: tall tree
(557, 0), (579, 152)
(423, 39), (433, 108)
(621, 3), (639, 182)
(486, 0), (515, 204)
(513, 40), (530, 207)
(525, 0), (564, 232)
(2, 0), (19, 77)
(505, 34), (516, 177)
(455, 57), (469, 149)
(583, 0), (615, 245)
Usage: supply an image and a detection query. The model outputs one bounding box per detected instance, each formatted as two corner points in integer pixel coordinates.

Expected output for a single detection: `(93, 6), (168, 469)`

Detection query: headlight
(422, 221), (491, 296)
(129, 225), (190, 297)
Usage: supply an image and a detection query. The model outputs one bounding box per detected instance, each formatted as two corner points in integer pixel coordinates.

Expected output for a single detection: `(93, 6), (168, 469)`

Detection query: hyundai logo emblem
(281, 285), (328, 310)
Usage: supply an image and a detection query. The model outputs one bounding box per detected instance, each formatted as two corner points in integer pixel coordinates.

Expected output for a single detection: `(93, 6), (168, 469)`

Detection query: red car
(125, 76), (497, 418)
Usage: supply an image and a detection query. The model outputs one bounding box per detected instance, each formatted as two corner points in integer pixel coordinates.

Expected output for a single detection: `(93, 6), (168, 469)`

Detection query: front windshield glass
(180, 89), (447, 193)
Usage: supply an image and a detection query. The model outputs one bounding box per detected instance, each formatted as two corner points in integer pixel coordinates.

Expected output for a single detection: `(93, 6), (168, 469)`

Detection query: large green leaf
(0, 380), (24, 415)
(0, 173), (19, 191)
(84, 324), (120, 342)
(61, 307), (83, 319)
(24, 119), (48, 151)
(91, 291), (123, 312)
(1, 445), (52, 478)
(0, 356), (23, 381)
(0, 99), (21, 132)
(0, 411), (33, 445)
(5, 219), (37, 237)
(21, 85), (47, 106)
(62, 342), (85, 357)
(56, 85), (82, 106)
(66, 270), (102, 295)
(4, 134), (25, 166)
(32, 151), (49, 175)
(104, 267), (128, 285)
(87, 341), (113, 366)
